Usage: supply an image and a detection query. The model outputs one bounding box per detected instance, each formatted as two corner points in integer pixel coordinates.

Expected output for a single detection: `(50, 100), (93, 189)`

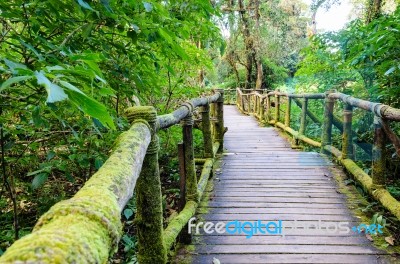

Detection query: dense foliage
(0, 0), (221, 258)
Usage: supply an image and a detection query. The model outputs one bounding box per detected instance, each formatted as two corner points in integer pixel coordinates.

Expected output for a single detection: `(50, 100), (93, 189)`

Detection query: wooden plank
(209, 185), (337, 194)
(190, 254), (387, 264)
(206, 193), (343, 198)
(193, 245), (382, 254)
(193, 235), (370, 245)
(200, 213), (357, 221)
(201, 202), (351, 209)
(197, 207), (350, 215)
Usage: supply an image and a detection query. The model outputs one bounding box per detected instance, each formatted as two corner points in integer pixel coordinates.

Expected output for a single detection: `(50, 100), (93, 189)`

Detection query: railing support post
(200, 104), (214, 158)
(274, 93), (280, 123)
(260, 97), (265, 123)
(181, 104), (198, 202)
(321, 92), (335, 154)
(266, 95), (271, 122)
(240, 92), (244, 112)
(372, 116), (386, 188)
(126, 106), (167, 264)
(214, 89), (225, 152)
(342, 104), (354, 160)
(285, 96), (291, 127)
(299, 98), (308, 136)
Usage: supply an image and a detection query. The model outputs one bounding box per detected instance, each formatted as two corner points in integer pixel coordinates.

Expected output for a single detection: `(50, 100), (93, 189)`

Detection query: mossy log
(330, 92), (400, 121)
(268, 91), (325, 99)
(197, 159), (214, 202)
(163, 201), (197, 251)
(157, 93), (220, 129)
(275, 121), (321, 147)
(323, 145), (400, 220)
(0, 123), (151, 263)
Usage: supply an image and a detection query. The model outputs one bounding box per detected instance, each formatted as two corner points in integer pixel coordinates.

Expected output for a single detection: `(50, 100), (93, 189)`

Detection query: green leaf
(32, 173), (48, 190)
(124, 208), (134, 220)
(95, 158), (103, 169)
(47, 151), (56, 161)
(66, 90), (116, 129)
(59, 81), (85, 95)
(100, 0), (113, 12)
(77, 0), (95, 11)
(0, 76), (33, 91)
(384, 66), (396, 76)
(19, 39), (44, 61)
(27, 169), (47, 177)
(3, 59), (27, 72)
(35, 71), (68, 103)
(143, 2), (153, 12)
(158, 28), (173, 44)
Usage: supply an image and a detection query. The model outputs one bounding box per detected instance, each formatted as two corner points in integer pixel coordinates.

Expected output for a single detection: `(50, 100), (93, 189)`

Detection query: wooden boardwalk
(179, 106), (391, 264)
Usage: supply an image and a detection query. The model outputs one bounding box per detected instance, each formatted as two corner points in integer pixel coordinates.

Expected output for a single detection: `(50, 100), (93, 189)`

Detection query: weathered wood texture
(178, 106), (392, 264)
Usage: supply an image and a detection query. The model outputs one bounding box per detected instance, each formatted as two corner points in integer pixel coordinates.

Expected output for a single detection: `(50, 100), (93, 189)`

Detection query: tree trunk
(366, 0), (382, 23)
(253, 0), (263, 89)
(238, 0), (254, 89)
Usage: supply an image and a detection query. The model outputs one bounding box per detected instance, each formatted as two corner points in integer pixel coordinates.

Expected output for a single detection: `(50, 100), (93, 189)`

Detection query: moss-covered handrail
(0, 90), (225, 264)
(157, 92), (220, 129)
(235, 88), (400, 221)
(0, 122), (152, 263)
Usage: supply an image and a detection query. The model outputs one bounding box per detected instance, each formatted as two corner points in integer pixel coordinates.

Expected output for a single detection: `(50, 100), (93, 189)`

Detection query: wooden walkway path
(179, 106), (391, 264)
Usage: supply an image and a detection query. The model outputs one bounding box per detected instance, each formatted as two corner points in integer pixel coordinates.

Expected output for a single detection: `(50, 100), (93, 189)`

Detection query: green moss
(163, 201), (197, 251)
(331, 166), (400, 255)
(0, 123), (151, 263)
(1, 214), (113, 263)
(197, 159), (214, 202)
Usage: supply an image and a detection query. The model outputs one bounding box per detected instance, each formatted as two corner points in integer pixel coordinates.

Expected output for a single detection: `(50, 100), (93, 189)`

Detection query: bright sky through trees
(305, 0), (352, 31)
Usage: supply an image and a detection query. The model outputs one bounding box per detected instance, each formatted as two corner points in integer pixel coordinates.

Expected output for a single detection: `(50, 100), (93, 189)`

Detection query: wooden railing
(235, 88), (400, 221)
(0, 90), (225, 264)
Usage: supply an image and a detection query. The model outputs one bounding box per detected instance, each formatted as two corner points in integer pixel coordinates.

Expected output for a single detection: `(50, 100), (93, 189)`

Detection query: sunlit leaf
(143, 2), (153, 12)
(35, 71), (68, 103)
(77, 0), (95, 11)
(384, 66), (396, 76)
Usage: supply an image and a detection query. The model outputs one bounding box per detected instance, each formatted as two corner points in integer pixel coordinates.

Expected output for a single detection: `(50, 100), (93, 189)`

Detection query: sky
(307, 0), (353, 31)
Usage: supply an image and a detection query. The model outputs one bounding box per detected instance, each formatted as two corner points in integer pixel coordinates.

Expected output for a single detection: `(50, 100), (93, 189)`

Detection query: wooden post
(321, 92), (335, 154)
(178, 143), (186, 211)
(240, 92), (244, 112)
(214, 89), (224, 152)
(275, 93), (280, 123)
(236, 89), (239, 108)
(260, 97), (265, 122)
(181, 105), (198, 202)
(342, 104), (354, 160)
(255, 95), (258, 116)
(372, 116), (386, 187)
(127, 106), (166, 264)
(266, 95), (271, 122)
(299, 98), (308, 136)
(177, 142), (192, 244)
(200, 104), (214, 158)
(285, 96), (291, 127)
